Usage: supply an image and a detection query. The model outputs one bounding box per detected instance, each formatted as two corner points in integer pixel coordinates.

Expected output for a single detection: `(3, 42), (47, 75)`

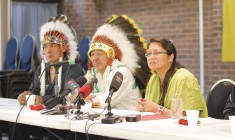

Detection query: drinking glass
(170, 94), (182, 119)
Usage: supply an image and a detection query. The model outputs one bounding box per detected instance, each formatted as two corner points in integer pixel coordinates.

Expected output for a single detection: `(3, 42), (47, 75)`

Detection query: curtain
(11, 2), (57, 57)
(222, 0), (235, 62)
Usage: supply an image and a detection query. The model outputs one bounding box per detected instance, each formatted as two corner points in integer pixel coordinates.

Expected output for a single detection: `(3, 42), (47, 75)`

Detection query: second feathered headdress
(88, 15), (150, 91)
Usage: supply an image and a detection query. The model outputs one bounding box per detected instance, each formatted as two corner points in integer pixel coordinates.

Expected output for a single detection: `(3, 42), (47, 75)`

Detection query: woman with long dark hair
(136, 37), (208, 118)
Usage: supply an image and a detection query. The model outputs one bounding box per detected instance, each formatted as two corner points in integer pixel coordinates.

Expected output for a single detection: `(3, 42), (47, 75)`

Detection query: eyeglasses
(145, 52), (168, 58)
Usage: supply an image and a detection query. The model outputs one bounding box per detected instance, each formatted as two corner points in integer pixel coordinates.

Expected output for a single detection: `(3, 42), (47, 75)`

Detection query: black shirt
(29, 62), (84, 102)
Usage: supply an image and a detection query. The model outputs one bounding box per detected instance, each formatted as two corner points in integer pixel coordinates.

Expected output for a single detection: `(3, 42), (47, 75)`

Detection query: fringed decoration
(58, 57), (62, 93)
(40, 60), (46, 96)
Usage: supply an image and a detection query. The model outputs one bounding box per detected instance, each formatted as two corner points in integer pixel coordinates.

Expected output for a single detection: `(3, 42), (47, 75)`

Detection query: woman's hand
(136, 98), (145, 111)
(136, 98), (158, 112)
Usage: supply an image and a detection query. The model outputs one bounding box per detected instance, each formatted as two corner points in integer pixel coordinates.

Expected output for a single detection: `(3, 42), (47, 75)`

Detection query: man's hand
(17, 91), (31, 105)
(85, 94), (102, 108)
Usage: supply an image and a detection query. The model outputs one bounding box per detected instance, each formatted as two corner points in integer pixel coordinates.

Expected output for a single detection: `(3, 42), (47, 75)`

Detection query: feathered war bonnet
(87, 15), (150, 93)
(39, 14), (78, 96)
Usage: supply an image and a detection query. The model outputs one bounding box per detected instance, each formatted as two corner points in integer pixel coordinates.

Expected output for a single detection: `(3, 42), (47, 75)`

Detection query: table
(1, 98), (235, 140)
(0, 98), (70, 130)
(70, 109), (235, 140)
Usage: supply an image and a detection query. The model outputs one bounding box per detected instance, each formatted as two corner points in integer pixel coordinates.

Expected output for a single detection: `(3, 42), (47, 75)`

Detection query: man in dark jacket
(18, 14), (84, 105)
(12, 14), (84, 140)
(223, 85), (235, 119)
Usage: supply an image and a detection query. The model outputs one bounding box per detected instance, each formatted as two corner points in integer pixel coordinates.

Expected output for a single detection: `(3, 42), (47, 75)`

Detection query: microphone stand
(105, 88), (114, 117)
(102, 89), (120, 124)
(52, 66), (66, 114)
(106, 99), (113, 117)
(54, 66), (60, 97)
(74, 96), (85, 120)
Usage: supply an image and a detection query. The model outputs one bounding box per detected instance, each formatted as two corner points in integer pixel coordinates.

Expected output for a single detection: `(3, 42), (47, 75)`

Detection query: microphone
(105, 71), (123, 105)
(44, 96), (61, 110)
(61, 76), (87, 97)
(50, 57), (81, 67)
(44, 76), (87, 109)
(102, 72), (123, 124)
(72, 77), (98, 105)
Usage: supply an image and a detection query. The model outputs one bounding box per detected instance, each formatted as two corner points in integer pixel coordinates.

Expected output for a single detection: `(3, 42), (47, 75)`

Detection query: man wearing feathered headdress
(84, 15), (150, 110)
(14, 14), (84, 140)
(17, 14), (84, 105)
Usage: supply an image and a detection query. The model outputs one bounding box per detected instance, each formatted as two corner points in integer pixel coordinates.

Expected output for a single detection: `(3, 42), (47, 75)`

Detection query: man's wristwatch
(157, 105), (165, 114)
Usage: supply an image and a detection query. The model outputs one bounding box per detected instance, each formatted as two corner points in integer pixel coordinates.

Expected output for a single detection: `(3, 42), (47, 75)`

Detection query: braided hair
(148, 38), (184, 105)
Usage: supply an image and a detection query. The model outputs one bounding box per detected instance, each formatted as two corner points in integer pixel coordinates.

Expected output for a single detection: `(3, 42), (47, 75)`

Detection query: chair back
(77, 36), (91, 72)
(207, 79), (235, 119)
(3, 37), (18, 70)
(18, 34), (37, 71)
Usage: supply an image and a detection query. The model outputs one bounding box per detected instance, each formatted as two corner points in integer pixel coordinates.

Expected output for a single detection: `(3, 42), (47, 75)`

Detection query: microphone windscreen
(66, 76), (87, 91)
(44, 97), (61, 109)
(78, 84), (92, 98)
(47, 102), (60, 110)
(44, 96), (56, 106)
(73, 77), (97, 104)
(89, 77), (98, 89)
(109, 72), (123, 92)
(74, 76), (87, 87)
